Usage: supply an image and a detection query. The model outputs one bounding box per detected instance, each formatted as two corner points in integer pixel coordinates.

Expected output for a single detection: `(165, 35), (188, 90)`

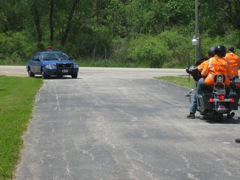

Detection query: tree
(49, 0), (54, 44)
(31, 0), (42, 42)
(1, 0), (240, 65)
(61, 0), (80, 46)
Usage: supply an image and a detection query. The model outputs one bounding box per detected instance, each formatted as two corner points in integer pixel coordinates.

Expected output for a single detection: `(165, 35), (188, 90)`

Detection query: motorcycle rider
(187, 45), (232, 119)
(186, 47), (215, 82)
(186, 47), (215, 118)
(198, 46), (216, 72)
(225, 46), (240, 78)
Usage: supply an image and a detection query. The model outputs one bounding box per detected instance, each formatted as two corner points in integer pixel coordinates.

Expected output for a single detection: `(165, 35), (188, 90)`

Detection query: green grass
(0, 76), (43, 180)
(155, 76), (196, 89)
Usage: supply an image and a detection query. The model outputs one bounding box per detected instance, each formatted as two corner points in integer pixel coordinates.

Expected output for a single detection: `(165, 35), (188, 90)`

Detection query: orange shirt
(225, 52), (240, 77)
(198, 59), (209, 73)
(201, 56), (231, 85)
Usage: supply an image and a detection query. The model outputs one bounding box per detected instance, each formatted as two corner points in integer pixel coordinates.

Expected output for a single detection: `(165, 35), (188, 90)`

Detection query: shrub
(126, 34), (172, 68)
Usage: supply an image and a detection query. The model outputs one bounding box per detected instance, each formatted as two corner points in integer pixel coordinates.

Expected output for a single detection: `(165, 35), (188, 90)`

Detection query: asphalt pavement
(2, 66), (240, 180)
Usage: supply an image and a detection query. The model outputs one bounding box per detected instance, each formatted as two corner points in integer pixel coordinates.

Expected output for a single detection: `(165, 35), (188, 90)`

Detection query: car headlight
(45, 64), (56, 69)
(74, 64), (78, 68)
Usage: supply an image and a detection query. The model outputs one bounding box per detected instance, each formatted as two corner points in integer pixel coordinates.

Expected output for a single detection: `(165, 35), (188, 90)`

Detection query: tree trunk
(61, 0), (79, 46)
(31, 1), (42, 42)
(49, 0), (54, 45)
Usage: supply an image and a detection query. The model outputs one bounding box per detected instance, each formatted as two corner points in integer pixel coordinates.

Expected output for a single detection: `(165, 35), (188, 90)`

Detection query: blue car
(26, 50), (79, 79)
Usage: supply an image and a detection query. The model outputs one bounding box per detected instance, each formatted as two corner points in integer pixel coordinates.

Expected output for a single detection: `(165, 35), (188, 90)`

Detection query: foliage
(199, 0), (240, 36)
(110, 37), (129, 62)
(0, 32), (50, 64)
(0, 76), (43, 179)
(200, 29), (240, 57)
(127, 34), (171, 68)
(158, 29), (193, 67)
(0, 0), (240, 67)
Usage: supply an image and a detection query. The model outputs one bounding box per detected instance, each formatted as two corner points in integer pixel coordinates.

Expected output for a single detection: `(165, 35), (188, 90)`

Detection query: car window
(42, 52), (70, 60)
(32, 53), (40, 60)
(58, 52), (70, 60)
(42, 53), (58, 60)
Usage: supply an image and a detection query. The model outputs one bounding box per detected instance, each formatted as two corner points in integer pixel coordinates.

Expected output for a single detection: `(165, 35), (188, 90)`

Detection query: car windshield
(42, 52), (70, 60)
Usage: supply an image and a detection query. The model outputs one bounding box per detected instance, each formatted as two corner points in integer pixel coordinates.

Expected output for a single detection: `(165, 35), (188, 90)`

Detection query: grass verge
(155, 76), (196, 89)
(0, 76), (43, 179)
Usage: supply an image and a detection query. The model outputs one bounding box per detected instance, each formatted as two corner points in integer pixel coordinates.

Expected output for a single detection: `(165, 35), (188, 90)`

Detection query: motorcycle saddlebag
(229, 92), (239, 110)
(231, 77), (240, 97)
(198, 91), (213, 113)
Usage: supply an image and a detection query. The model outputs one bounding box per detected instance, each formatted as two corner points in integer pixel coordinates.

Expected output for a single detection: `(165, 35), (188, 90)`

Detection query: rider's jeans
(190, 78), (207, 114)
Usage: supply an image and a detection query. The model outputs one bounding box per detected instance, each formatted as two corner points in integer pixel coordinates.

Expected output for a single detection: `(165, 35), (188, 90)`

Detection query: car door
(32, 53), (41, 74)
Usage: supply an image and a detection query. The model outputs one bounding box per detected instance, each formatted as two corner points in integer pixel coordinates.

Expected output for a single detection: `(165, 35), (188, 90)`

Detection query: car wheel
(28, 67), (35, 77)
(42, 69), (49, 79)
(72, 73), (78, 79)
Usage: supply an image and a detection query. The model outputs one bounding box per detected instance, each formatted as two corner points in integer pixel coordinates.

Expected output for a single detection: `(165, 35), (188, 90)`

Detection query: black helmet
(214, 45), (227, 57)
(208, 46), (215, 57)
(228, 46), (235, 53)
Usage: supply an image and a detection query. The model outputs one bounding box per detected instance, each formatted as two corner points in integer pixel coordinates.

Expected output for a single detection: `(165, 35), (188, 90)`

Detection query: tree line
(0, 0), (240, 67)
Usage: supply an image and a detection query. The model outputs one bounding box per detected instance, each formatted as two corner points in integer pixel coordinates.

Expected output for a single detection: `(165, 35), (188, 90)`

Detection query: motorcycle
(186, 66), (239, 121)
(230, 77), (240, 98)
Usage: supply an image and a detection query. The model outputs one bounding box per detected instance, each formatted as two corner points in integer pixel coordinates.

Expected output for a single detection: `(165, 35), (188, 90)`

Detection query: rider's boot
(187, 112), (195, 119)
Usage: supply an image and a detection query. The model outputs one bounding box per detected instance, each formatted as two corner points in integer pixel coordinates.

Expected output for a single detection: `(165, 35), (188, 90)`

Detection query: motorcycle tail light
(236, 83), (240, 88)
(218, 95), (225, 100)
(209, 98), (214, 103)
(230, 98), (235, 103)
